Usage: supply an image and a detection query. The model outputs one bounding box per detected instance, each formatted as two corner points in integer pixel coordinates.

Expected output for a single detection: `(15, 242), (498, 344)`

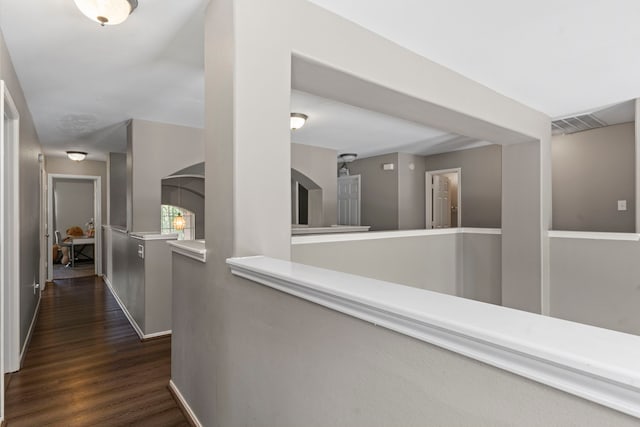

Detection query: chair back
(55, 230), (62, 245)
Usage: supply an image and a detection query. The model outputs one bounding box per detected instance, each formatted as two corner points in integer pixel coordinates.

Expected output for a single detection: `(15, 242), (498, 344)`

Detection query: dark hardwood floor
(5, 276), (189, 426)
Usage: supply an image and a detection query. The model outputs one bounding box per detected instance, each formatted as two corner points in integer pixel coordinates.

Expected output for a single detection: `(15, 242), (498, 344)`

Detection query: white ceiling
(291, 90), (490, 158)
(307, 0), (640, 118)
(0, 0), (207, 160)
(2, 1), (639, 161)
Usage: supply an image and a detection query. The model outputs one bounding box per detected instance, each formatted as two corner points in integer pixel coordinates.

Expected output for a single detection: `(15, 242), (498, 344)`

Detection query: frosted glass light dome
(74, 0), (138, 26)
(290, 113), (308, 130)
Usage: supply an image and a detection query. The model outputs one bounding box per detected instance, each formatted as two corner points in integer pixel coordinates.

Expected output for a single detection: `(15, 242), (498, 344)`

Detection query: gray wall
(424, 145), (502, 228)
(45, 157), (108, 227)
(53, 178), (93, 235)
(109, 152), (127, 228)
(129, 119), (204, 232)
(1, 27), (42, 349)
(398, 153), (427, 229)
(550, 237), (640, 336)
(348, 153), (399, 230)
(292, 233), (501, 305)
(291, 143), (337, 226)
(180, 0), (570, 425)
(552, 122), (635, 232)
(107, 228), (174, 335)
(161, 176), (205, 239)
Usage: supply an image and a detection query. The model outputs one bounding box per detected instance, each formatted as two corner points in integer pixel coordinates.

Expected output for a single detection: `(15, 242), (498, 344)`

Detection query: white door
(338, 175), (360, 225)
(432, 175), (451, 228)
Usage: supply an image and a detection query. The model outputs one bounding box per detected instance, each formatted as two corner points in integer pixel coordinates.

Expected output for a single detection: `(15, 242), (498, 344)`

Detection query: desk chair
(55, 230), (73, 267)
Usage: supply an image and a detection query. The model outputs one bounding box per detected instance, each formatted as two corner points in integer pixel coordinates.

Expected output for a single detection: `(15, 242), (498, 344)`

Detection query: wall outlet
(618, 200), (627, 211)
(138, 244), (145, 259)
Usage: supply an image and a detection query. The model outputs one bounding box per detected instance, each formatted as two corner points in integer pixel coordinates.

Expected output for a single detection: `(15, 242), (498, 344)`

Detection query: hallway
(5, 276), (188, 426)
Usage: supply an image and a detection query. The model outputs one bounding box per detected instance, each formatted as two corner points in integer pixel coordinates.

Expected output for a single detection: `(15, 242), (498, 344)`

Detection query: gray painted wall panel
(398, 153), (427, 229)
(291, 143), (338, 226)
(424, 145), (502, 228)
(130, 119), (204, 232)
(462, 233), (502, 305)
(292, 234), (461, 296)
(53, 178), (93, 235)
(143, 240), (173, 334)
(552, 123), (635, 232)
(348, 153), (399, 230)
(172, 254), (635, 427)
(550, 238), (640, 335)
(1, 27), (42, 348)
(502, 141), (542, 313)
(109, 152), (127, 227)
(45, 157), (107, 226)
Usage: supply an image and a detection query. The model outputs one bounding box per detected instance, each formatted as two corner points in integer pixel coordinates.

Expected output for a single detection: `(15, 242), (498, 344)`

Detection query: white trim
(292, 227), (501, 245)
(103, 276), (171, 340)
(168, 240), (207, 263)
(548, 230), (640, 241)
(227, 256), (640, 419)
(1, 80), (21, 378)
(111, 226), (128, 235)
(168, 380), (203, 427)
(104, 276), (144, 339)
(291, 225), (370, 235)
(129, 232), (178, 241)
(47, 173), (103, 281)
(426, 168), (462, 229)
(19, 293), (41, 368)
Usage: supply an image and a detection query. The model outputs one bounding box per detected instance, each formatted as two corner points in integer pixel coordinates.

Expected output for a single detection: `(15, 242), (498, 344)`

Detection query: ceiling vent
(551, 114), (607, 135)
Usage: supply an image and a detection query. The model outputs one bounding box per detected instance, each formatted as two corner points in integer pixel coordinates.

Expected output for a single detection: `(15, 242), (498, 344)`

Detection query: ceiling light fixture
(290, 113), (308, 130)
(338, 153), (357, 163)
(74, 0), (138, 26)
(173, 212), (186, 231)
(67, 151), (88, 161)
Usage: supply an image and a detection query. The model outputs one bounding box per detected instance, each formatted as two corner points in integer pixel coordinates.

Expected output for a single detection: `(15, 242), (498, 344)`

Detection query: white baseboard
(103, 275), (171, 341)
(19, 292), (41, 367)
(168, 380), (203, 427)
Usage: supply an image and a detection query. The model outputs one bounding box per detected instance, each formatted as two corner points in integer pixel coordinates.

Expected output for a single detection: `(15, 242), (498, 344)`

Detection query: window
(161, 205), (195, 240)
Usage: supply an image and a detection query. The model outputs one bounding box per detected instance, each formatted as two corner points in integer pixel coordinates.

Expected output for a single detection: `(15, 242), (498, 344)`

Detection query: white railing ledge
(292, 227), (500, 245)
(130, 232), (179, 241)
(169, 240), (207, 263)
(227, 255), (640, 419)
(548, 230), (640, 241)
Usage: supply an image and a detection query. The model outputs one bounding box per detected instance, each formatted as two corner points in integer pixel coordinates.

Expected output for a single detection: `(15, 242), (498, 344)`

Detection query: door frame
(1, 80), (21, 394)
(425, 168), (461, 229)
(47, 174), (102, 281)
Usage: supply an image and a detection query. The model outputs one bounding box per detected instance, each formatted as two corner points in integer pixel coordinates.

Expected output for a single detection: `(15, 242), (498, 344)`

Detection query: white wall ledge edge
(227, 255), (640, 419)
(168, 240), (207, 263)
(129, 232), (179, 241)
(292, 227), (501, 245)
(548, 230), (640, 241)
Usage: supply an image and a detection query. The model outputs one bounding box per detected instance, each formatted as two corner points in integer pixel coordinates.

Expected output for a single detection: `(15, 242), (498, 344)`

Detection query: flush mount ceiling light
(290, 113), (308, 130)
(338, 153), (358, 163)
(74, 0), (138, 26)
(66, 151), (88, 161)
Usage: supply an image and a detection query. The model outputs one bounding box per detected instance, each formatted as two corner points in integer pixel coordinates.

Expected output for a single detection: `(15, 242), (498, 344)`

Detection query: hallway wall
(1, 27), (43, 351)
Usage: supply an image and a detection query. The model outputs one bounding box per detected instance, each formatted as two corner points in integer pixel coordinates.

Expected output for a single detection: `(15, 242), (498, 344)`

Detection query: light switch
(617, 200), (627, 211)
(138, 244), (145, 259)
(382, 163), (395, 171)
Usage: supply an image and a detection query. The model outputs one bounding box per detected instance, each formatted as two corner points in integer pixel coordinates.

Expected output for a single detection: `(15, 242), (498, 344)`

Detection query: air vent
(552, 114), (607, 135)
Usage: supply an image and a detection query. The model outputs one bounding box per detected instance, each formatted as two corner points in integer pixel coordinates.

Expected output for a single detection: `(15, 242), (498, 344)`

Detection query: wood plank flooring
(5, 276), (189, 426)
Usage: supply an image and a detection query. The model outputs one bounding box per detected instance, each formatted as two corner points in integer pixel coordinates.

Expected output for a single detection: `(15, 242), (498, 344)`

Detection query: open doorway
(426, 168), (461, 229)
(47, 174), (102, 281)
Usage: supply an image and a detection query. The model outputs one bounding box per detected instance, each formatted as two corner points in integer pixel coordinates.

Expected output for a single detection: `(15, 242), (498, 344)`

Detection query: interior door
(337, 175), (360, 225)
(432, 175), (451, 228)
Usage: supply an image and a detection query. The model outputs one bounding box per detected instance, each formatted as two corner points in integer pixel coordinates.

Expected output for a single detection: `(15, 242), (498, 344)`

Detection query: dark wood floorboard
(5, 276), (189, 427)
